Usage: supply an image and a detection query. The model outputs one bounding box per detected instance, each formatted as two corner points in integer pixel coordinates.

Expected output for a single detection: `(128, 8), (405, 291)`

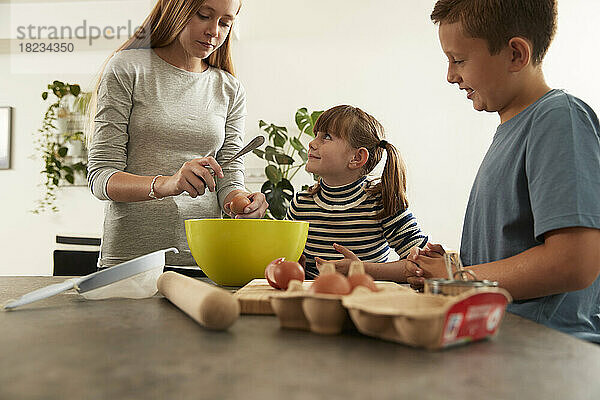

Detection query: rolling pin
(157, 271), (240, 330)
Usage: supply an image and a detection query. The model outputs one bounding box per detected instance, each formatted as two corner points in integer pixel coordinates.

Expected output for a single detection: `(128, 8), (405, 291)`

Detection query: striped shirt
(286, 177), (428, 276)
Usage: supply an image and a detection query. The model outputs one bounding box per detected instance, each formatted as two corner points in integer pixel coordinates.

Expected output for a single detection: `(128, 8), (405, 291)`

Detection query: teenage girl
(87, 0), (268, 268)
(287, 105), (427, 281)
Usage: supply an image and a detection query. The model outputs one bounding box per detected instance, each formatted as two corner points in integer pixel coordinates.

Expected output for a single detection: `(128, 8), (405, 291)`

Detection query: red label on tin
(440, 292), (508, 347)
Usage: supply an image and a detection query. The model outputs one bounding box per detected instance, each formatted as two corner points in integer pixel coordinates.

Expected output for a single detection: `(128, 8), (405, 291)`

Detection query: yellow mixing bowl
(185, 219), (309, 286)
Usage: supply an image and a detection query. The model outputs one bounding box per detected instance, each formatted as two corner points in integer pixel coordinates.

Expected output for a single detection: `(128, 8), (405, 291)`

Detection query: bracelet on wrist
(149, 175), (165, 200)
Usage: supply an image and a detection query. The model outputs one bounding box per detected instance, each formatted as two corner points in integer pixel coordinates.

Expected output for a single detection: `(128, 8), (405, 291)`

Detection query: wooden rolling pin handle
(157, 271), (240, 330)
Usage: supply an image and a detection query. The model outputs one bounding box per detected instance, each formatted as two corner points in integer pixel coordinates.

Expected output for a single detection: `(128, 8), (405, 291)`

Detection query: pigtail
(307, 181), (321, 195)
(377, 142), (408, 219)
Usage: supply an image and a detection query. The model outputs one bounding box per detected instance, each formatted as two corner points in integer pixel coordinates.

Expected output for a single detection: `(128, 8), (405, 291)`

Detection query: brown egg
(310, 264), (351, 295)
(265, 258), (282, 289)
(265, 258), (305, 290)
(348, 274), (378, 292)
(347, 261), (378, 292)
(230, 194), (251, 214)
(273, 260), (305, 290)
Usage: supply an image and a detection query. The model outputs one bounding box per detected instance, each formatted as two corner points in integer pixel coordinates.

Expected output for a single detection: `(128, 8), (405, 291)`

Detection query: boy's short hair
(431, 0), (557, 65)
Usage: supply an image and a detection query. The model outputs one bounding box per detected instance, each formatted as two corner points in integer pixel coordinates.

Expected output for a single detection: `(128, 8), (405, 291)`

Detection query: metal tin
(424, 278), (499, 296)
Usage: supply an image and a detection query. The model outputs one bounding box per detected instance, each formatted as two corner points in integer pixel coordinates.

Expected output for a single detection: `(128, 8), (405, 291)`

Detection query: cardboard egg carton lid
(346, 287), (512, 349)
(271, 284), (512, 350)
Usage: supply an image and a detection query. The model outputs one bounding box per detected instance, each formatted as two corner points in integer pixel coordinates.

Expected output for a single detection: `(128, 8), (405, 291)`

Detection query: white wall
(1, 0), (599, 275)
(0, 1), (153, 276)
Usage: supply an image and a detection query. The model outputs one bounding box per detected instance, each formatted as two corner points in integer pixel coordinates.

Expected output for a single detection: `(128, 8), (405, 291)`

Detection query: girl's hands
(315, 244), (425, 284)
(406, 243), (447, 290)
(155, 156), (224, 198)
(315, 243), (360, 275)
(224, 191), (269, 219)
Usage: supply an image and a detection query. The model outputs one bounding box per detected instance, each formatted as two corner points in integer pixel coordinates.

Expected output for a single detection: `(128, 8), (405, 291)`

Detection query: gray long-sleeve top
(87, 48), (247, 267)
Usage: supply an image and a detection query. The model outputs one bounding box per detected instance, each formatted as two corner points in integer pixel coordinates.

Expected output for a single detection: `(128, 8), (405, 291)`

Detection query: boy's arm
(409, 227), (600, 300)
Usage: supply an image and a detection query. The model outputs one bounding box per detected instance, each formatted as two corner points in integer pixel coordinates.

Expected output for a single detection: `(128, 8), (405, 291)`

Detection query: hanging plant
(32, 81), (90, 214)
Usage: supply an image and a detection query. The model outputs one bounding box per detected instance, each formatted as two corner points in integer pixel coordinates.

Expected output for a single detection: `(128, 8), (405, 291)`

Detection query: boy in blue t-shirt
(408, 0), (600, 342)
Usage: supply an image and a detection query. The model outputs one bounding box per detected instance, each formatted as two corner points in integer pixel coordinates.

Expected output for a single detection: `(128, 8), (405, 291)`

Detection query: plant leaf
(305, 110), (323, 137)
(274, 153), (294, 165)
(42, 92), (48, 100)
(273, 131), (287, 148)
(252, 149), (265, 159)
(295, 108), (322, 137)
(261, 178), (294, 220)
(295, 108), (311, 134)
(69, 85), (81, 97)
(265, 165), (282, 184)
(289, 137), (306, 153)
(264, 146), (277, 162)
(298, 150), (308, 162)
(310, 111), (324, 125)
(58, 147), (68, 157)
(65, 175), (74, 184)
(277, 125), (288, 133)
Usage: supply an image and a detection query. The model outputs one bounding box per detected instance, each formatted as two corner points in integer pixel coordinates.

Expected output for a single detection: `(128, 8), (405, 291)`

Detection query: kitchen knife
(3, 247), (178, 310)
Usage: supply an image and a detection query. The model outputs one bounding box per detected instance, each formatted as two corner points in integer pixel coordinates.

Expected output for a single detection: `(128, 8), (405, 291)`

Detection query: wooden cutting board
(234, 278), (407, 315)
(234, 279), (313, 315)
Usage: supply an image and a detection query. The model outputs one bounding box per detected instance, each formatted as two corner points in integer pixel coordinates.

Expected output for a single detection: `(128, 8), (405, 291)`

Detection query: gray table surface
(1, 276), (600, 400)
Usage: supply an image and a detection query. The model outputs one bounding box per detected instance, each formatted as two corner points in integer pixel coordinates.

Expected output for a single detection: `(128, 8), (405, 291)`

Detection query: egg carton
(270, 284), (512, 350)
(269, 282), (412, 335)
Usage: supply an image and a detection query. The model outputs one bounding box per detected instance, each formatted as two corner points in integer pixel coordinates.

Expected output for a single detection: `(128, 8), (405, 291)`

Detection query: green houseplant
(253, 107), (323, 219)
(32, 81), (90, 213)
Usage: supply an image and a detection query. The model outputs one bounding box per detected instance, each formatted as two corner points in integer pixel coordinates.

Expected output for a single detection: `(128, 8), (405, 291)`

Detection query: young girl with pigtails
(286, 105), (428, 282)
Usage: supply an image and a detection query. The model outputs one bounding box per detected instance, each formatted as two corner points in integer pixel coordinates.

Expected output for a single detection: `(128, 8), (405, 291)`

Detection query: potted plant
(252, 107), (323, 219)
(32, 81), (90, 213)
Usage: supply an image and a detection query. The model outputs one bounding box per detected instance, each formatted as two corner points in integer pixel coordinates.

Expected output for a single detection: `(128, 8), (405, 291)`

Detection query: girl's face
(178, 0), (239, 60)
(306, 131), (358, 185)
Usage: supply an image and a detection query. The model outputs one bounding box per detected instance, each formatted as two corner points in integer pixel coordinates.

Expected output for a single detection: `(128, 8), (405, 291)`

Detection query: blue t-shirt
(461, 89), (600, 342)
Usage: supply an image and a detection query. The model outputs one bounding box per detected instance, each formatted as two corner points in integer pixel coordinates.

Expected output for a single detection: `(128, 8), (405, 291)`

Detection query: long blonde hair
(85, 0), (241, 147)
(309, 105), (409, 219)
